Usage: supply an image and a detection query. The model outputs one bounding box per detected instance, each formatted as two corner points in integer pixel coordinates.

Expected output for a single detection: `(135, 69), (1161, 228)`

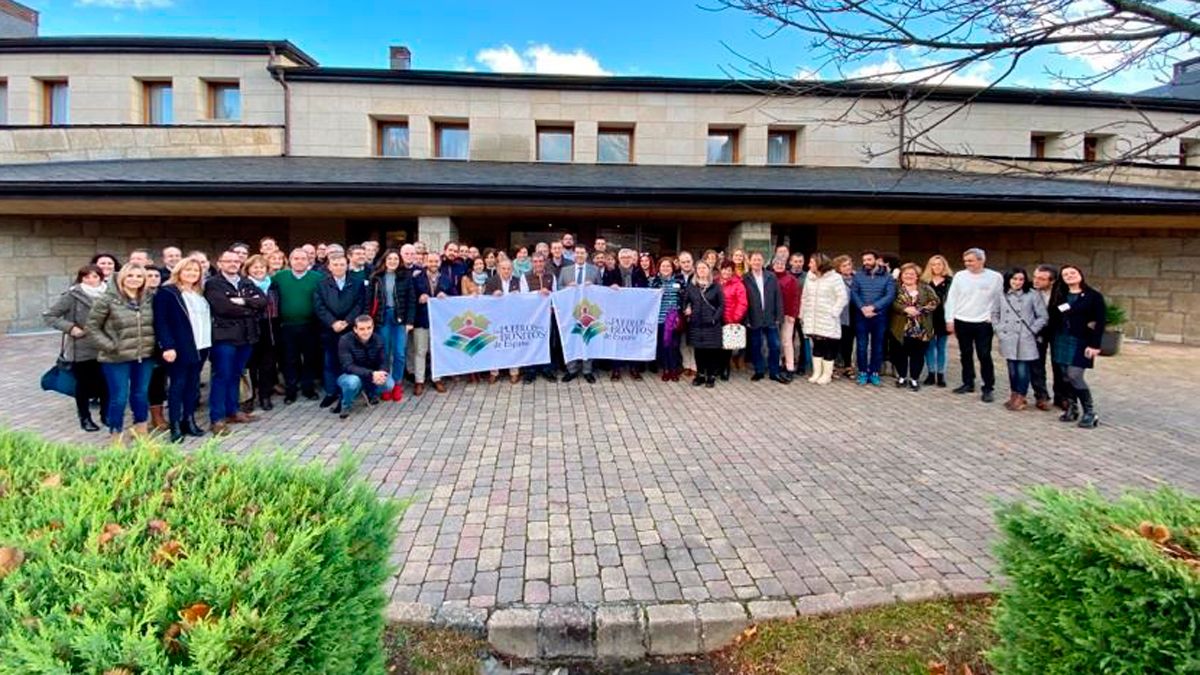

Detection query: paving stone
(943, 578), (994, 598)
(434, 604), (488, 637)
(595, 605), (646, 661)
(894, 580), (949, 603)
(747, 599), (797, 622)
(843, 587), (897, 611)
(488, 608), (540, 660)
(539, 604), (594, 659)
(646, 604), (700, 656)
(385, 601), (435, 626)
(697, 602), (750, 651)
(795, 592), (847, 616)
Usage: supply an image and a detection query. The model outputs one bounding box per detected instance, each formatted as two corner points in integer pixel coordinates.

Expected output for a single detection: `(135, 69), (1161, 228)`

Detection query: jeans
(954, 320), (996, 391)
(854, 313), (887, 375)
(337, 372), (395, 410)
(655, 323), (681, 372)
(749, 325), (782, 377)
(924, 334), (949, 375)
(101, 359), (154, 433)
(209, 342), (253, 423)
(1007, 359), (1032, 396)
(379, 307), (409, 377)
(166, 352), (206, 425)
(280, 322), (321, 395)
(322, 330), (351, 396)
(1030, 338), (1063, 404)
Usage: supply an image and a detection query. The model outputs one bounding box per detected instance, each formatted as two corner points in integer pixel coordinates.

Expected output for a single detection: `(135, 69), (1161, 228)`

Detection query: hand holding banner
(429, 294), (552, 379)
(552, 286), (662, 362)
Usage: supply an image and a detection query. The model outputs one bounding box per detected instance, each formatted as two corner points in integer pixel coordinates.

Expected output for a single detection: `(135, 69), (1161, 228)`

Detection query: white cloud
(475, 44), (610, 76)
(76, 0), (173, 7)
(842, 53), (995, 87)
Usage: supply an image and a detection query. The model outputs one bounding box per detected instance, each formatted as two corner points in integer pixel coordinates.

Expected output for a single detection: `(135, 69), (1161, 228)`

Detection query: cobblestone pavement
(3, 334), (1198, 613)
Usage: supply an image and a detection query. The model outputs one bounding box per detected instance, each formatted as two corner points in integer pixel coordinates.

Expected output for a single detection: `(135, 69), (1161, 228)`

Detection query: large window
(597, 126), (633, 163)
(537, 125), (573, 162)
(207, 81), (241, 121)
(434, 122), (469, 159)
(44, 80), (69, 125)
(767, 128), (798, 165)
(143, 81), (173, 125)
(706, 127), (740, 164)
(0, 81), (6, 125)
(1180, 139), (1199, 167)
(378, 121), (410, 157)
(1030, 134), (1048, 159)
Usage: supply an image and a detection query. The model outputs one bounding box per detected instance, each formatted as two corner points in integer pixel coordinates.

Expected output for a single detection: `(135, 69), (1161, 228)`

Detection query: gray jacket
(993, 290), (1048, 361)
(42, 285), (102, 362)
(558, 263), (601, 289)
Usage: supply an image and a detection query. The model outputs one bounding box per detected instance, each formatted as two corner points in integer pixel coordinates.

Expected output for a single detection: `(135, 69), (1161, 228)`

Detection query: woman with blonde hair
(800, 253), (849, 384)
(920, 254), (954, 387)
(731, 248), (747, 277)
(85, 263), (157, 441)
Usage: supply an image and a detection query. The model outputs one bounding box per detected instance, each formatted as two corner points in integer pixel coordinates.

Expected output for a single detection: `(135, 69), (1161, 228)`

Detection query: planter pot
(1100, 329), (1123, 356)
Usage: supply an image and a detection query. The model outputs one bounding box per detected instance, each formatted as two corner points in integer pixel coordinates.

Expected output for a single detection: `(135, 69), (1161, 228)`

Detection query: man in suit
(521, 252), (558, 383)
(743, 251), (789, 384)
(484, 259), (523, 383)
(313, 254), (366, 412)
(558, 244), (601, 383)
(410, 251), (457, 395)
(676, 251), (698, 377)
(603, 248), (649, 381)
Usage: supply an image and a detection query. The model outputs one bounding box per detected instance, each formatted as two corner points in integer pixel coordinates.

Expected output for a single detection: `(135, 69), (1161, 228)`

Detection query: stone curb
(388, 578), (995, 663)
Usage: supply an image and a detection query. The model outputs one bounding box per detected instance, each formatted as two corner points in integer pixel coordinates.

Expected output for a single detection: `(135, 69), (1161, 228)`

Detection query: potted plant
(1100, 303), (1127, 356)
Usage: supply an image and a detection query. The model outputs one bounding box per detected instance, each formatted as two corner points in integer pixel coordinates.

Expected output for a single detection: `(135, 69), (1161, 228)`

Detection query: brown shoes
(413, 383), (425, 396)
(148, 405), (168, 432)
(226, 412), (257, 424)
(211, 421), (231, 436)
(1035, 398), (1052, 411)
(434, 381), (447, 393)
(1004, 394), (1029, 411)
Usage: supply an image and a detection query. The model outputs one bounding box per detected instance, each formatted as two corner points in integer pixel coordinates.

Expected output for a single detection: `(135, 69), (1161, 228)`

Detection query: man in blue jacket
(313, 254), (365, 411)
(850, 250), (896, 386)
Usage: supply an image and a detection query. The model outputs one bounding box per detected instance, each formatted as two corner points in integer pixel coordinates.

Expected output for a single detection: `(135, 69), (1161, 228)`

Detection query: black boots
(169, 422), (184, 444)
(1059, 396), (1080, 423)
(79, 414), (100, 432)
(182, 416), (206, 437)
(923, 372), (936, 386)
(936, 373), (946, 388)
(1076, 389), (1099, 428)
(706, 375), (716, 388)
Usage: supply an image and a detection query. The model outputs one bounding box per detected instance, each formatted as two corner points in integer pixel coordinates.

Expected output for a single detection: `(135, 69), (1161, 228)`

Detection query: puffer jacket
(43, 285), (102, 362)
(800, 270), (849, 340)
(994, 289), (1048, 361)
(85, 290), (156, 363)
(720, 276), (747, 324)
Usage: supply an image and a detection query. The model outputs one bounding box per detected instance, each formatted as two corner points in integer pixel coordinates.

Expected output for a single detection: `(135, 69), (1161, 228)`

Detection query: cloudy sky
(42, 0), (1190, 92)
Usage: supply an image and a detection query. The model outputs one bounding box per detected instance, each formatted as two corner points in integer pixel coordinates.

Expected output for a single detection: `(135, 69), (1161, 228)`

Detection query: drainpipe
(897, 91), (910, 170)
(268, 46), (292, 157)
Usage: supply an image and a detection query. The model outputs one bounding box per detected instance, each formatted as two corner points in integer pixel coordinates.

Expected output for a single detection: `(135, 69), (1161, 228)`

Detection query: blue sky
(37, 0), (1184, 92)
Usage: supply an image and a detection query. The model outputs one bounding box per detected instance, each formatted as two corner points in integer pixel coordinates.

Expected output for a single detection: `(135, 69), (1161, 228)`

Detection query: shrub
(990, 486), (1200, 674)
(0, 430), (402, 674)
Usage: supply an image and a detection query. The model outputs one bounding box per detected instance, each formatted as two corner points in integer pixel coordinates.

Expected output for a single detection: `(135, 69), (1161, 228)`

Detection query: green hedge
(0, 431), (402, 674)
(991, 486), (1200, 674)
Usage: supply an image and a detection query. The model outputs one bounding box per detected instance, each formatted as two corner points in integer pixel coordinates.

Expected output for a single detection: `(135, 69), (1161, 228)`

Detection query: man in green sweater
(273, 247), (325, 404)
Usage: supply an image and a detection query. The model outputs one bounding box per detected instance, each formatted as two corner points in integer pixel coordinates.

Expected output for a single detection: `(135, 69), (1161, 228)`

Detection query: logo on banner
(444, 311), (496, 356)
(571, 299), (606, 344)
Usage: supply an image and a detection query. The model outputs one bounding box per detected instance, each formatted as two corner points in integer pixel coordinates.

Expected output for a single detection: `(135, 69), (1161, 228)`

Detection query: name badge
(1057, 303), (1071, 312)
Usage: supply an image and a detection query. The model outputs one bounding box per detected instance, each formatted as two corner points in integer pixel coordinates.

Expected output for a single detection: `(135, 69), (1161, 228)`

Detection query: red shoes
(382, 384), (403, 401)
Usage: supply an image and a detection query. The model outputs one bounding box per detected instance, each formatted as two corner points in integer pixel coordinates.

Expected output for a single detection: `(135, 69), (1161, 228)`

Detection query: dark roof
(275, 67), (1200, 115)
(1138, 57), (1200, 100)
(0, 157), (1197, 213)
(0, 36), (318, 66)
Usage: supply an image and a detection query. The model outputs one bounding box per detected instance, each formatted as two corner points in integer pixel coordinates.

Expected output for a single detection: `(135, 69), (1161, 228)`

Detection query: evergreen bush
(0, 430), (402, 674)
(990, 486), (1199, 674)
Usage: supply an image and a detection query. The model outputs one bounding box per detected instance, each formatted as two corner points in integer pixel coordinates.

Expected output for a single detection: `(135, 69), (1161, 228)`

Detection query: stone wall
(0, 126), (283, 164)
(0, 215), (288, 332)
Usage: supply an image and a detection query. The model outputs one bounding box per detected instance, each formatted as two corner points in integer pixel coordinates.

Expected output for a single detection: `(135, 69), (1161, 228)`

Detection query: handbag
(41, 335), (76, 397)
(722, 323), (747, 350)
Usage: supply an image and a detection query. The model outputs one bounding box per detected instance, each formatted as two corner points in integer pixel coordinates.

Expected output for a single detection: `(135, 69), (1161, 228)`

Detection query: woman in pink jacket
(718, 260), (748, 381)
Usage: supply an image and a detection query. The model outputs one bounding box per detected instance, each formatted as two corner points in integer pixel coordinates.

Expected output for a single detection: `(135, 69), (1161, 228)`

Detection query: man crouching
(335, 314), (393, 419)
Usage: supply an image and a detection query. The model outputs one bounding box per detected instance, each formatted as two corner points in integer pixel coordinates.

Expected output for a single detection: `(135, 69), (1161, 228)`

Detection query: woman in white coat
(800, 253), (850, 384)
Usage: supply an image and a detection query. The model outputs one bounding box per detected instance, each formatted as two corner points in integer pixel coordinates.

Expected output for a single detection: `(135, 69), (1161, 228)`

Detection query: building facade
(1, 36), (1199, 343)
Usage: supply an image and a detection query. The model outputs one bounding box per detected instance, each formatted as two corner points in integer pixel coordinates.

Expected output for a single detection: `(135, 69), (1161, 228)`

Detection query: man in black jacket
(313, 254), (366, 411)
(336, 315), (392, 420)
(205, 249), (267, 432)
(602, 248), (649, 381)
(743, 251), (789, 384)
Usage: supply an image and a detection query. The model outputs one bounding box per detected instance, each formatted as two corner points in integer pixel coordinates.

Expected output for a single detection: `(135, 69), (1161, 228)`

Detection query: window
(767, 128), (798, 165)
(207, 81), (241, 120)
(143, 81), (173, 125)
(434, 121), (469, 159)
(537, 125), (573, 162)
(1180, 139), (1199, 167)
(377, 121), (410, 157)
(0, 81), (6, 125)
(597, 126), (633, 163)
(707, 127), (740, 164)
(1030, 134), (1047, 159)
(43, 80), (68, 125)
(1083, 135), (1099, 162)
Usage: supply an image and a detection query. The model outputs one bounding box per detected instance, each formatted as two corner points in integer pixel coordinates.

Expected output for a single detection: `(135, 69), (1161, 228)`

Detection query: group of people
(43, 234), (1108, 443)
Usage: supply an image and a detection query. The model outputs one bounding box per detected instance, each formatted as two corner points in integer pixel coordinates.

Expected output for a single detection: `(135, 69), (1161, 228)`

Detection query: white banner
(429, 294), (552, 379)
(552, 286), (662, 362)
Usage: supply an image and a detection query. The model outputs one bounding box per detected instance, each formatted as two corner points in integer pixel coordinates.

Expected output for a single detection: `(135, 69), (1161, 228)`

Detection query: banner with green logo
(429, 294), (552, 379)
(552, 286), (662, 362)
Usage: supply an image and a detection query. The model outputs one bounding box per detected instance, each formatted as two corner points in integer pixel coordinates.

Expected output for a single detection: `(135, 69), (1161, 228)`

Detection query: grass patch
(715, 597), (996, 674)
(384, 625), (485, 674)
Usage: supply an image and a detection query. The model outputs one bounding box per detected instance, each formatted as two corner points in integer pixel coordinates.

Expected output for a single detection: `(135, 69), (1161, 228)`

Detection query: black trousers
(148, 360), (168, 407)
(694, 347), (722, 377)
(73, 359), (109, 422)
(897, 337), (927, 380)
(811, 336), (839, 361)
(954, 320), (995, 391)
(837, 324), (854, 368)
(250, 321), (278, 401)
(280, 322), (322, 395)
(1031, 338), (1065, 405)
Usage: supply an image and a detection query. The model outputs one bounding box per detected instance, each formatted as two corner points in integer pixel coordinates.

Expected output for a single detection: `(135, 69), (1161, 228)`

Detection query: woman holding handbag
(43, 264), (110, 432)
(718, 260), (747, 380)
(889, 263), (940, 392)
(800, 254), (849, 385)
(649, 258), (683, 380)
(681, 261), (725, 388)
(85, 263), (156, 442)
(994, 267), (1048, 411)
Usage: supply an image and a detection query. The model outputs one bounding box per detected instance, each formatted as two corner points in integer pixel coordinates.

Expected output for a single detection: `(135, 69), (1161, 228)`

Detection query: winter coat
(205, 275), (266, 346)
(720, 276), (748, 325)
(43, 285), (102, 362)
(851, 267), (896, 312)
(800, 270), (849, 340)
(775, 270), (800, 318)
(152, 284), (204, 365)
(889, 283), (940, 343)
(338, 331), (387, 379)
(313, 275), (366, 335)
(1047, 287), (1107, 369)
(602, 266), (649, 288)
(681, 281), (725, 350)
(369, 270), (417, 326)
(742, 271), (784, 329)
(85, 290), (155, 363)
(412, 268), (458, 329)
(994, 290), (1048, 361)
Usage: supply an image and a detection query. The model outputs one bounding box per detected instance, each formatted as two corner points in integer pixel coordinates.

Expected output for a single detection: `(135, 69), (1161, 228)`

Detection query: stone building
(0, 35), (1198, 343)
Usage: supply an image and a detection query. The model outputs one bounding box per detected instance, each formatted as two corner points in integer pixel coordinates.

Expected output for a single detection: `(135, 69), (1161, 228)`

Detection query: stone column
(728, 221), (772, 256)
(418, 216), (459, 252)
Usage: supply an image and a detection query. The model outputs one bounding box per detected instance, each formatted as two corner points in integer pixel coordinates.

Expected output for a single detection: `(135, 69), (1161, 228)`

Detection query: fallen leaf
(103, 669), (133, 675)
(152, 540), (185, 566)
(900, 634), (912, 645)
(162, 622), (184, 653)
(962, 665), (975, 675)
(179, 602), (212, 628)
(40, 474), (62, 488)
(98, 523), (124, 548)
(1139, 521), (1171, 544)
(147, 519), (170, 537)
(928, 662), (947, 675)
(0, 546), (25, 579)
(734, 625), (758, 645)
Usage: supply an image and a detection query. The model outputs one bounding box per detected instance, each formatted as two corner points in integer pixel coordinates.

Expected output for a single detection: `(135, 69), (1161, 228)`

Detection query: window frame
(433, 121), (470, 160)
(0, 79), (7, 126)
(42, 79), (69, 126)
(142, 79), (173, 125)
(1083, 135), (1100, 162)
(536, 124), (575, 163)
(376, 119), (411, 158)
(206, 80), (241, 121)
(1030, 134), (1048, 159)
(766, 128), (798, 165)
(706, 126), (741, 165)
(596, 125), (634, 164)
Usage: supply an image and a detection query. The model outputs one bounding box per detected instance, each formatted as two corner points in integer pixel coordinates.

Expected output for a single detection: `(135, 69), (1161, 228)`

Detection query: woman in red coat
(774, 257), (801, 378)
(718, 260), (748, 381)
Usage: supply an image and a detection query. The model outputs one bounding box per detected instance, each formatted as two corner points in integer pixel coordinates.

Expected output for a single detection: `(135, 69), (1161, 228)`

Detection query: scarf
(79, 283), (106, 299)
(472, 271), (490, 285)
(514, 258), (532, 275)
(252, 276), (271, 293)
